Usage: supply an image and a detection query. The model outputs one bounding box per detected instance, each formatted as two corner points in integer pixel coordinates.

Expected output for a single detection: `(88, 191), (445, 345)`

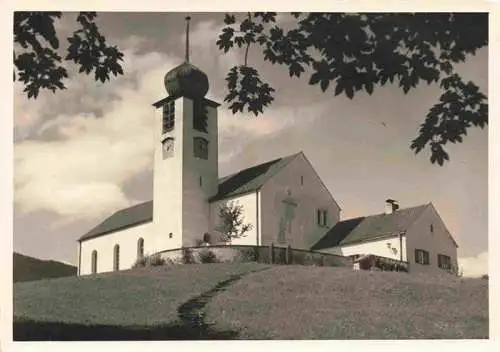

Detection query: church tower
(152, 16), (219, 249)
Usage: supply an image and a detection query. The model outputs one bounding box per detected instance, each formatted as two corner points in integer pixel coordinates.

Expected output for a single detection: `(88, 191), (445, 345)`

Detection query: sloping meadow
(204, 266), (488, 339)
(14, 263), (270, 340)
(14, 263), (488, 340)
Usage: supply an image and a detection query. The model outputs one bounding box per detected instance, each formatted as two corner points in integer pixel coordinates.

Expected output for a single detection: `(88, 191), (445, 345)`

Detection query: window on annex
(437, 254), (451, 270)
(193, 137), (209, 160)
(137, 238), (144, 259)
(113, 244), (120, 271)
(162, 100), (175, 133)
(91, 250), (98, 274)
(415, 249), (430, 265)
(317, 209), (328, 227)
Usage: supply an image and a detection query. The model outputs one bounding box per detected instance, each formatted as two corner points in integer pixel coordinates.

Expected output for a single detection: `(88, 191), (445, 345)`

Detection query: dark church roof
(78, 201), (154, 242)
(209, 153), (298, 202)
(311, 204), (430, 250)
(78, 153), (300, 242)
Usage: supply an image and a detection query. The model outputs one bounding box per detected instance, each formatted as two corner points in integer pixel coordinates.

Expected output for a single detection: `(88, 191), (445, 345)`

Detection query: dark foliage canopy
(216, 12), (488, 165)
(14, 12), (124, 99)
(13, 12), (488, 166)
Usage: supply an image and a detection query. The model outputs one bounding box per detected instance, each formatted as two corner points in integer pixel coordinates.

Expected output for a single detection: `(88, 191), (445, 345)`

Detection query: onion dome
(164, 15), (209, 99)
(164, 62), (209, 99)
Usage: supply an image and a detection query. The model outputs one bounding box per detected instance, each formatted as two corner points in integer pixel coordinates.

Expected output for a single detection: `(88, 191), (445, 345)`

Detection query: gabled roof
(78, 153), (300, 242)
(312, 204), (430, 250)
(78, 201), (153, 242)
(209, 152), (299, 202)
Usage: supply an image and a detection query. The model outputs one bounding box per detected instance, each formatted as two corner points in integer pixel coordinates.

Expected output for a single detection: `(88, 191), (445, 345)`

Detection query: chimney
(385, 199), (399, 214)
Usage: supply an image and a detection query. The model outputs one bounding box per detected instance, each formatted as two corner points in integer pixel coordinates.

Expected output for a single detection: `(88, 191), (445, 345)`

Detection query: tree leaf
(320, 78), (330, 92)
(345, 84), (354, 99)
(224, 13), (236, 25)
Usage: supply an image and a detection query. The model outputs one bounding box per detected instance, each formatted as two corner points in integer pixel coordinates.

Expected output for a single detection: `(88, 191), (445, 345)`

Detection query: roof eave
(209, 188), (260, 203)
(78, 218), (153, 243)
(152, 96), (221, 108)
(339, 231), (407, 247)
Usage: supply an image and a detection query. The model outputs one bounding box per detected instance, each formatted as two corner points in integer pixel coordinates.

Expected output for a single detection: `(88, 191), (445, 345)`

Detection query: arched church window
(137, 238), (144, 259)
(162, 100), (175, 133)
(193, 137), (209, 160)
(91, 250), (98, 274)
(113, 244), (120, 271)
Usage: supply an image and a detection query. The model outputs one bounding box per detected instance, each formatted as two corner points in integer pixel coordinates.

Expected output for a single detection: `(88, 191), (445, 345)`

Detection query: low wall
(154, 245), (352, 267)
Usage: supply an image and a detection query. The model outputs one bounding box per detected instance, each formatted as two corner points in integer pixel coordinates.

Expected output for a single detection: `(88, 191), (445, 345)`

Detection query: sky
(12, 12), (488, 277)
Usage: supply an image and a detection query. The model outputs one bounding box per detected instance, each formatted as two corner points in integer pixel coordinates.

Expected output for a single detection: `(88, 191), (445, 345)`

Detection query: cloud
(183, 19), (241, 93)
(217, 103), (328, 166)
(459, 251), (488, 277)
(13, 33), (320, 221)
(14, 48), (175, 220)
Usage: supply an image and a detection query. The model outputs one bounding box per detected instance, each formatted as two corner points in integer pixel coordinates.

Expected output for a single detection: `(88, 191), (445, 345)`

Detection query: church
(77, 18), (458, 276)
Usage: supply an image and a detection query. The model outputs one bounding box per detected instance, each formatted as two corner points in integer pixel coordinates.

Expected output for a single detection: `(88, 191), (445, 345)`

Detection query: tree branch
(244, 12), (252, 67)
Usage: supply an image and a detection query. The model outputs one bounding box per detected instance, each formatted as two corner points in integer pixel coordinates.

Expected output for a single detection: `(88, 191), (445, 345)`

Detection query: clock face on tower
(193, 137), (209, 160)
(162, 138), (174, 159)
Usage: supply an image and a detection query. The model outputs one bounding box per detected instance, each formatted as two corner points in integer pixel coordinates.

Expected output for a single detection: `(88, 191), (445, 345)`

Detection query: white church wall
(322, 235), (407, 261)
(181, 99), (218, 246)
(152, 98), (185, 250)
(259, 153), (341, 250)
(79, 221), (154, 275)
(405, 204), (458, 274)
(209, 192), (259, 246)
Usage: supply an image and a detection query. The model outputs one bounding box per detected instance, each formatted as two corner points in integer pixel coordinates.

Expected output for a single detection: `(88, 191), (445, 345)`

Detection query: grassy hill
(13, 252), (77, 283)
(14, 263), (488, 340)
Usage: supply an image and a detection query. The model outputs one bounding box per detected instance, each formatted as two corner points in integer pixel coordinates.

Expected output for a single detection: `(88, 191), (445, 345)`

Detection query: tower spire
(185, 15), (191, 63)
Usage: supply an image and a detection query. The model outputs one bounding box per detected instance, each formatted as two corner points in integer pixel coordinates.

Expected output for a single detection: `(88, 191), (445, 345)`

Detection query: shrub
(198, 249), (219, 264)
(323, 255), (345, 268)
(182, 247), (196, 264)
(303, 252), (315, 266)
(237, 247), (257, 263)
(149, 254), (167, 267)
(292, 251), (306, 265)
(132, 254), (166, 268)
(481, 274), (489, 280)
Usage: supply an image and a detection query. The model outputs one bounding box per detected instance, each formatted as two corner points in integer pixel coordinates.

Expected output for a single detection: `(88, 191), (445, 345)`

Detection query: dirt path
(176, 267), (271, 338)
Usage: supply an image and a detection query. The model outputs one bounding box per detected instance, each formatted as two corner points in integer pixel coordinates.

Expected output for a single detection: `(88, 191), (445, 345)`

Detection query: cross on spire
(185, 15), (191, 63)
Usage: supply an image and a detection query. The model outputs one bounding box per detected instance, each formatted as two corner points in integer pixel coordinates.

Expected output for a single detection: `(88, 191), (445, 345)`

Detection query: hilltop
(14, 263), (488, 340)
(13, 252), (77, 283)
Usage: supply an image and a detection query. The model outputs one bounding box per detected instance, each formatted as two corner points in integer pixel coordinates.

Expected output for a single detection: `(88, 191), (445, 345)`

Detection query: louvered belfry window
(162, 100), (175, 133)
